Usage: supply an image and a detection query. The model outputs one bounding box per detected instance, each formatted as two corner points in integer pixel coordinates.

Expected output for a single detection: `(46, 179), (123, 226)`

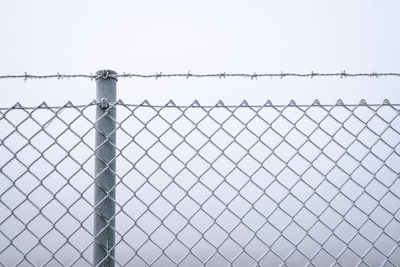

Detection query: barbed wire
(1, 71), (400, 81)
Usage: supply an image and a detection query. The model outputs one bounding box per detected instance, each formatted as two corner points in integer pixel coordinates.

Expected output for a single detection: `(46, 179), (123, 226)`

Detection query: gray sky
(1, 1), (400, 265)
(0, 0), (399, 105)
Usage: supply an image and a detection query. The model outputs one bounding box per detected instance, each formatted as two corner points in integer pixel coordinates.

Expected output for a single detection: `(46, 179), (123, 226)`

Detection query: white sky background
(1, 1), (400, 265)
(0, 0), (399, 106)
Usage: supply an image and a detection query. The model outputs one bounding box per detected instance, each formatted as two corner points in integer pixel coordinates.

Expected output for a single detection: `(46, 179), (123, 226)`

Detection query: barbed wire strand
(1, 71), (400, 81)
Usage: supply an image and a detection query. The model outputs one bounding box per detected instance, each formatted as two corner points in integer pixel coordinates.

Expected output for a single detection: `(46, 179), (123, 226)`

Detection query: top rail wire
(1, 99), (400, 111)
(1, 71), (400, 81)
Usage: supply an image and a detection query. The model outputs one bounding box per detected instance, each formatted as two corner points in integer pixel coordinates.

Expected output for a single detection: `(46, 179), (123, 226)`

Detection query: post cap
(95, 70), (118, 81)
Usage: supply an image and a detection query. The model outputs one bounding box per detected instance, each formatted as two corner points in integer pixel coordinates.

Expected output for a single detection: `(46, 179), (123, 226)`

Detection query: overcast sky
(1, 1), (400, 265)
(0, 0), (399, 106)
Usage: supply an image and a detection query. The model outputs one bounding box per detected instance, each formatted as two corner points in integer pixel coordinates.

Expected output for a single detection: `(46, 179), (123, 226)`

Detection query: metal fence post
(94, 70), (117, 267)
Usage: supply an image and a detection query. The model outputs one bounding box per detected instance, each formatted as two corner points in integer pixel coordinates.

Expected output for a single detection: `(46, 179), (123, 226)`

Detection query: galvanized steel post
(94, 70), (117, 267)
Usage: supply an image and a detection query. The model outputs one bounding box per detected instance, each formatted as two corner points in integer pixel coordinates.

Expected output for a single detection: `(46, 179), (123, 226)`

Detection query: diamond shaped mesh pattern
(0, 101), (400, 266)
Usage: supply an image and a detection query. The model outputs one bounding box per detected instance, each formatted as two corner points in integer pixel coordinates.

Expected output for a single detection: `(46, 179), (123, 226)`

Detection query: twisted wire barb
(1, 71), (400, 81)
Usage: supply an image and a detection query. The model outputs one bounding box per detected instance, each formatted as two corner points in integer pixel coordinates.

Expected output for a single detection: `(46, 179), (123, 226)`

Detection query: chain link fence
(1, 97), (399, 266)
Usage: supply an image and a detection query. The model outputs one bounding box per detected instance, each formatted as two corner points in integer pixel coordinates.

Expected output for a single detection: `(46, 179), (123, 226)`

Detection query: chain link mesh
(1, 101), (399, 266)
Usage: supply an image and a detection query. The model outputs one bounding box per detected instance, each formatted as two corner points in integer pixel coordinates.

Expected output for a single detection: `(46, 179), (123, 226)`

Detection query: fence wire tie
(216, 100), (225, 107)
(240, 100), (249, 107)
(99, 98), (110, 109)
(96, 70), (117, 80)
(312, 99), (321, 106)
(166, 99), (176, 107)
(100, 70), (109, 80)
(336, 99), (344, 106)
(139, 100), (151, 106)
(265, 100), (273, 106)
(116, 99), (124, 105)
(194, 100), (202, 106)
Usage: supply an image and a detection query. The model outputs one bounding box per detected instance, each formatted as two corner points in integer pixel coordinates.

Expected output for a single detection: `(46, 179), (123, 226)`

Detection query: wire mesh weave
(0, 101), (399, 266)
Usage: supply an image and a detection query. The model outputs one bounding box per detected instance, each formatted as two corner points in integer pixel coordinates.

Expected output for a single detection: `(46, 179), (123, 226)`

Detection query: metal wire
(0, 99), (399, 111)
(0, 100), (399, 266)
(1, 71), (400, 81)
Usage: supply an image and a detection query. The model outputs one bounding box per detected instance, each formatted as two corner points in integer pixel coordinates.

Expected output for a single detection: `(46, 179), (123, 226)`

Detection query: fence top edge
(0, 99), (399, 111)
(1, 71), (400, 81)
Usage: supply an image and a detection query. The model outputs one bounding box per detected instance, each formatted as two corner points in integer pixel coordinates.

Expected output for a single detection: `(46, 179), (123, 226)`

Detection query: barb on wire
(1, 71), (400, 81)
